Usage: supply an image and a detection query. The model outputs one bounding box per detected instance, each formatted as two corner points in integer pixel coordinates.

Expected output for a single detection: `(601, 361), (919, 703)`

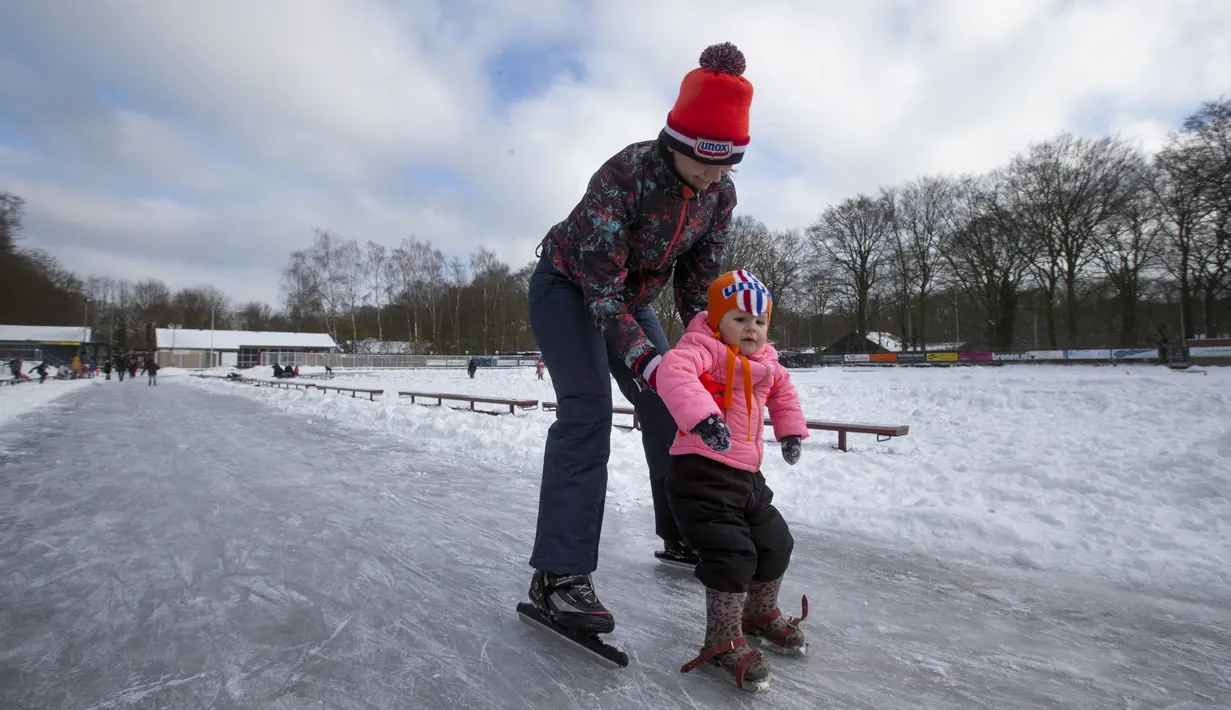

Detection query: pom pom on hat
(663, 42), (753, 165)
(698, 42), (746, 76)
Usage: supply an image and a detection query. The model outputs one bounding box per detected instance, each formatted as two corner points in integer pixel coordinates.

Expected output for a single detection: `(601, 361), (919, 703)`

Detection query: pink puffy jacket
(656, 312), (809, 472)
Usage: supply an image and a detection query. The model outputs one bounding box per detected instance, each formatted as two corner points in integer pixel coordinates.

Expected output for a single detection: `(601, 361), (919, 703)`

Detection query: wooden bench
(541, 401), (908, 451)
(316, 385), (383, 400)
(398, 391), (539, 415)
(249, 379), (315, 391)
(803, 420), (909, 452)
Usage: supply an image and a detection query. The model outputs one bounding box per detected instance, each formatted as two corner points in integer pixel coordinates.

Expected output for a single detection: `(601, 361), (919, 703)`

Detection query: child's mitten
(691, 414), (732, 452)
(781, 435), (802, 465)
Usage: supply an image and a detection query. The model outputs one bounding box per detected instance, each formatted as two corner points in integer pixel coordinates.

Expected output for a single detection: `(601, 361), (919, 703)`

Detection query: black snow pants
(666, 454), (794, 593)
(527, 255), (681, 575)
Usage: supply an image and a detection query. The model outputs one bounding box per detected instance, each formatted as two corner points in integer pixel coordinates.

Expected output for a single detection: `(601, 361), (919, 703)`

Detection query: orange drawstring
(713, 331), (756, 442)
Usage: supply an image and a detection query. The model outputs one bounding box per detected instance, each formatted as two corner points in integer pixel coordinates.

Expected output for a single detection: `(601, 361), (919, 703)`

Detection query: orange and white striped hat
(706, 269), (772, 331)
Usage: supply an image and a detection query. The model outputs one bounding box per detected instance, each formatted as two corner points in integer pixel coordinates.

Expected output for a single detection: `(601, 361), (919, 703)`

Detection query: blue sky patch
(486, 42), (585, 106)
(404, 162), (469, 191)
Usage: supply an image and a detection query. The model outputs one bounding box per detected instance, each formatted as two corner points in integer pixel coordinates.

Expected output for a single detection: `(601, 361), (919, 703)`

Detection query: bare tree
(363, 241), (389, 343)
(944, 174), (1034, 350)
(332, 238), (364, 348)
(1003, 133), (1145, 346)
(0, 191), (23, 252)
(806, 194), (894, 337)
(448, 257), (468, 352)
(470, 247), (505, 353)
(1091, 163), (1165, 345)
(235, 301), (275, 330)
(889, 176), (955, 350)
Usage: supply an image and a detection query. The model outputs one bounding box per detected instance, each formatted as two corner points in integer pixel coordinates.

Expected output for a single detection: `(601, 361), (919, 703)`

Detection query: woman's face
(671, 150), (732, 192)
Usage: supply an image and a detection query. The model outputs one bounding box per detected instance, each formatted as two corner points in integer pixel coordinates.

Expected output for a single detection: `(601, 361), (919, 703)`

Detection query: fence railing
(783, 345), (1229, 367)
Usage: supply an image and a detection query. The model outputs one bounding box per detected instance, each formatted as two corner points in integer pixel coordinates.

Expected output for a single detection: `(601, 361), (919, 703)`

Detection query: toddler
(656, 269), (809, 692)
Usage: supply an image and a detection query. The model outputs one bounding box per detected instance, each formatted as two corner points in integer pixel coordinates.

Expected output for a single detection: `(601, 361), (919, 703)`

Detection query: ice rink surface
(1, 374), (1228, 708)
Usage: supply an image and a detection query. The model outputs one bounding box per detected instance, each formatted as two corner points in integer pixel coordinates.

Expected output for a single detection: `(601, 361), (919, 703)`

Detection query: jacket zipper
(657, 186), (694, 269)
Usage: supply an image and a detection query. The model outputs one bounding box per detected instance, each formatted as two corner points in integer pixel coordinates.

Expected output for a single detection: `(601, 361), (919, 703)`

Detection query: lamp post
(169, 324), (181, 368)
(209, 304), (215, 368)
(82, 297), (91, 358)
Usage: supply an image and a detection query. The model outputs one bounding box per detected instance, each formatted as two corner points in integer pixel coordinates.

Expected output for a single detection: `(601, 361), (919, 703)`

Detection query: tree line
(3, 96), (1227, 355)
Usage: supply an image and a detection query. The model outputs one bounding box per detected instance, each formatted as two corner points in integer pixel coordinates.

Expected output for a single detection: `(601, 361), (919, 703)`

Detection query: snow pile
(0, 378), (96, 428)
(184, 365), (1231, 597)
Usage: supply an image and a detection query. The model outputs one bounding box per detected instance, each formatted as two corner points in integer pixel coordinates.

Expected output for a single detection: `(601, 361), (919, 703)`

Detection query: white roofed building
(155, 328), (338, 369)
(0, 324), (95, 365)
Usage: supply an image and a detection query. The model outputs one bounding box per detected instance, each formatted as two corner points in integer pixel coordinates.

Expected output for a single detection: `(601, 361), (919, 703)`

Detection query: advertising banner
(926, 352), (959, 362)
(844, 353), (871, 363)
(958, 352), (994, 362)
(897, 352), (926, 363)
(1192, 346), (1231, 358)
(869, 353), (897, 363)
(1111, 348), (1158, 360)
(993, 352), (1028, 361)
(1025, 350), (1066, 360)
(1065, 349), (1111, 360)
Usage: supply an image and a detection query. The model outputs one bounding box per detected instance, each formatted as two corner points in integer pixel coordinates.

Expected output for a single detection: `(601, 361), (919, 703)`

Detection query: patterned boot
(743, 577), (809, 656)
(680, 588), (771, 692)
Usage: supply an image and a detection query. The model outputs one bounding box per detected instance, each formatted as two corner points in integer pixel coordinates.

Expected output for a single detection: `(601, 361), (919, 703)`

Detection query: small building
(155, 328), (339, 369)
(0, 325), (95, 366)
(819, 331), (894, 356)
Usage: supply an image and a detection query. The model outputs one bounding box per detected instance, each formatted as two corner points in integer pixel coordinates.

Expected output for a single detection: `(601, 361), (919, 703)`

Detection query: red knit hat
(663, 43), (753, 165)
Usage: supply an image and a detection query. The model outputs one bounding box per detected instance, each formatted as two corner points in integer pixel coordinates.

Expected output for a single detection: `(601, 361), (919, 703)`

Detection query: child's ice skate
(743, 578), (809, 657)
(681, 588), (771, 692)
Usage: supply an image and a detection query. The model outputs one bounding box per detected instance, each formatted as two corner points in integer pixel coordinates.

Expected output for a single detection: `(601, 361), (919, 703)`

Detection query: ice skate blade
(748, 635), (808, 657)
(699, 662), (771, 693)
(656, 558), (697, 571)
(516, 602), (629, 668)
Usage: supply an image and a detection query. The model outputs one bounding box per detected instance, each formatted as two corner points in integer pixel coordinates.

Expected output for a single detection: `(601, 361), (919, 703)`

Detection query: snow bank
(183, 365), (1231, 598)
(0, 378), (96, 429)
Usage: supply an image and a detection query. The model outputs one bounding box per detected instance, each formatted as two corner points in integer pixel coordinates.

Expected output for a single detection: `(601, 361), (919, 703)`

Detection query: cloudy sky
(2, 0), (1228, 305)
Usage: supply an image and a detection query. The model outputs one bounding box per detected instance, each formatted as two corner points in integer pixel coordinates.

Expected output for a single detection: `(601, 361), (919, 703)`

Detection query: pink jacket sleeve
(766, 362), (809, 441)
(656, 338), (722, 433)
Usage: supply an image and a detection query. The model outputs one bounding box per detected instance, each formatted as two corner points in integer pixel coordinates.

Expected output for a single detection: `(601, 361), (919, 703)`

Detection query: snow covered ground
(0, 377), (96, 429)
(187, 364), (1231, 602)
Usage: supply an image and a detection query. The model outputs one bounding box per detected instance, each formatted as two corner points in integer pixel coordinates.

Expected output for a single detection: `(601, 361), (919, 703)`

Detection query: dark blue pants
(528, 256), (681, 574)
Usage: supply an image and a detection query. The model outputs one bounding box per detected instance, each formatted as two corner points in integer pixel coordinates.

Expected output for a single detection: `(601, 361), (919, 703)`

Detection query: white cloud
(2, 0), (1228, 303)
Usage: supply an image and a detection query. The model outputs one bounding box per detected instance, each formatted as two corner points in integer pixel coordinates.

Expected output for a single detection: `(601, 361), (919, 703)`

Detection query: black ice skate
(516, 571), (628, 668)
(655, 541), (700, 570)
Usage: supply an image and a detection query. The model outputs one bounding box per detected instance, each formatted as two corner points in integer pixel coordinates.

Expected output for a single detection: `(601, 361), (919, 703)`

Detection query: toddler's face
(718, 309), (768, 355)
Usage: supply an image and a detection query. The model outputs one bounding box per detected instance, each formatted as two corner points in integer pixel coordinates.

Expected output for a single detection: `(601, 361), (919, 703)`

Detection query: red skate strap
(744, 595), (809, 647)
(679, 637), (762, 689)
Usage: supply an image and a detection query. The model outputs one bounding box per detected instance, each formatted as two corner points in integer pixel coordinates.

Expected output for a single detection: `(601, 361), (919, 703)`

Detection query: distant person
(33, 361), (49, 384)
(103, 360), (113, 380)
(272, 363), (284, 378)
(535, 358), (545, 380)
(145, 358), (159, 386)
(8, 357), (20, 381)
(467, 358), (478, 379)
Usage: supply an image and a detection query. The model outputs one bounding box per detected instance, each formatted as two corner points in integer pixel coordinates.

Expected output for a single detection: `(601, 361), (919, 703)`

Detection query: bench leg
(838, 430), (847, 452)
